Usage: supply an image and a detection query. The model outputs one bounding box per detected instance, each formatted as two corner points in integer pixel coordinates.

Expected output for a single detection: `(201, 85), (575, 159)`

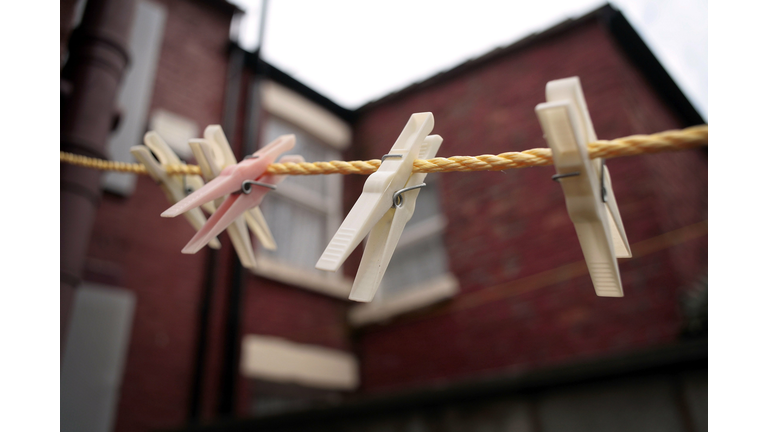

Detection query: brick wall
(84, 1), (234, 430)
(77, 4), (706, 428)
(350, 18), (707, 392)
(236, 277), (353, 415)
(84, 2), (356, 429)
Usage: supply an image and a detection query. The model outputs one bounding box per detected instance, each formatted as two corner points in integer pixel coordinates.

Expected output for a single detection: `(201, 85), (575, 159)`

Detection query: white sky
(232, 0), (707, 116)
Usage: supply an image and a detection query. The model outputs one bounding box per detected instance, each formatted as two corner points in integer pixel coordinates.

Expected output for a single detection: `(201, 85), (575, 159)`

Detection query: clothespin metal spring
(239, 180), (277, 194)
(381, 154), (404, 161)
(551, 161), (608, 203)
(599, 159), (607, 203)
(393, 183), (427, 208)
(551, 171), (581, 181)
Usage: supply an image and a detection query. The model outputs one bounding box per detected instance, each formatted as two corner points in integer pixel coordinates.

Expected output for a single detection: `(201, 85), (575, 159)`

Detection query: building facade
(60, 2), (706, 432)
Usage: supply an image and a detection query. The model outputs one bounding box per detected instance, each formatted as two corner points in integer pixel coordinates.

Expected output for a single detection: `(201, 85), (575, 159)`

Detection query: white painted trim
(241, 335), (359, 390)
(261, 81), (352, 150)
(348, 274), (460, 327)
(148, 109), (199, 160)
(250, 255), (352, 299)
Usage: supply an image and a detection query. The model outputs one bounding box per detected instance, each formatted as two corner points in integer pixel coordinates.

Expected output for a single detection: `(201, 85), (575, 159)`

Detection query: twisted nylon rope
(60, 125), (707, 176)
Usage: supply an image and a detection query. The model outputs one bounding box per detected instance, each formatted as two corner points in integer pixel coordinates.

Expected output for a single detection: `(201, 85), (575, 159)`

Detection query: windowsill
(250, 255), (353, 299)
(348, 274), (460, 327)
(241, 334), (359, 390)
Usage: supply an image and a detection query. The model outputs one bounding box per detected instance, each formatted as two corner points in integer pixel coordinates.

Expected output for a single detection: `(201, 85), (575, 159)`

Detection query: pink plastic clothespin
(195, 126), (277, 250)
(535, 77), (631, 297)
(187, 125), (280, 268)
(161, 134), (297, 260)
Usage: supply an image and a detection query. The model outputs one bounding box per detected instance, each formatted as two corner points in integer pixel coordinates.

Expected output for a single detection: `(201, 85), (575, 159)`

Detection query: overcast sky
(228, 0), (707, 119)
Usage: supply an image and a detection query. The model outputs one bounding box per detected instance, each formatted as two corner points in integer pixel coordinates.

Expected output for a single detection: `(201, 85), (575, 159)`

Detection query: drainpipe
(219, 0), (269, 416)
(188, 42), (245, 423)
(60, 0), (136, 357)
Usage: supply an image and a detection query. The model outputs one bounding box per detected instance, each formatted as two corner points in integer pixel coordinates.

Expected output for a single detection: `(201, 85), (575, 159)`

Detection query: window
(349, 177), (459, 326)
(259, 116), (342, 272)
(250, 82), (352, 297)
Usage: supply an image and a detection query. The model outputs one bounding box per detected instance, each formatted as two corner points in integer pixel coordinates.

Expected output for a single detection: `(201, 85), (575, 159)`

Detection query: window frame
(248, 81), (353, 299)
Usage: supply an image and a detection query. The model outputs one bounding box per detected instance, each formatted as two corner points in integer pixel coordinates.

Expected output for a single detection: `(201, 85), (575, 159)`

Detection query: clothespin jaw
(130, 132), (221, 250)
(348, 134), (444, 302)
(535, 77), (631, 297)
(315, 112), (435, 273)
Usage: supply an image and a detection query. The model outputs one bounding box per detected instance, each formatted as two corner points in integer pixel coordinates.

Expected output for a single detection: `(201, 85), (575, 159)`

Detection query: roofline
(231, 4), (703, 127)
(236, 44), (357, 123)
(357, 4), (704, 127)
(356, 5), (613, 110)
(601, 5), (704, 126)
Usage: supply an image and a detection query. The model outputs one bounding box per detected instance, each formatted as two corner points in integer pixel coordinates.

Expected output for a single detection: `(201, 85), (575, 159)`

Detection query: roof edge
(356, 3), (704, 127)
(357, 4), (615, 111)
(600, 5), (704, 126)
(236, 44), (357, 123)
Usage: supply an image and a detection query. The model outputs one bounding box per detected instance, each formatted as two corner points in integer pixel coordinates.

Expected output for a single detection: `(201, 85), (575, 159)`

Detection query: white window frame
(249, 81), (353, 298)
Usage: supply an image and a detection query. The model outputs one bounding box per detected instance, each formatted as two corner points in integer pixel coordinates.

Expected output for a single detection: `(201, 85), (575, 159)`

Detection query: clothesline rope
(60, 125), (707, 176)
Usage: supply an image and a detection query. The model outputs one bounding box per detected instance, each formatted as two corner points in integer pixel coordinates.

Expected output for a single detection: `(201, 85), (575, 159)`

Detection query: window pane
(380, 234), (449, 299)
(262, 116), (340, 199)
(261, 193), (327, 273)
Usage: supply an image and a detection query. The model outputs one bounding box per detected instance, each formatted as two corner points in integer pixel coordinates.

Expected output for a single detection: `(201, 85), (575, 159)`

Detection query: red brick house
(60, 2), (706, 432)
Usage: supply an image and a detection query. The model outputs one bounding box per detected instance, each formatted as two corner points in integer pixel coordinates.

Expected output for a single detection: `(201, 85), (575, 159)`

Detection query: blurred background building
(60, 1), (707, 431)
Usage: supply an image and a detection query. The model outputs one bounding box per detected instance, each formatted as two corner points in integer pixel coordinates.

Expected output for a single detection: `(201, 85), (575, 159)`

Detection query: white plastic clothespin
(535, 77), (631, 297)
(131, 132), (221, 250)
(161, 134), (298, 266)
(187, 125), (280, 269)
(315, 112), (442, 302)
